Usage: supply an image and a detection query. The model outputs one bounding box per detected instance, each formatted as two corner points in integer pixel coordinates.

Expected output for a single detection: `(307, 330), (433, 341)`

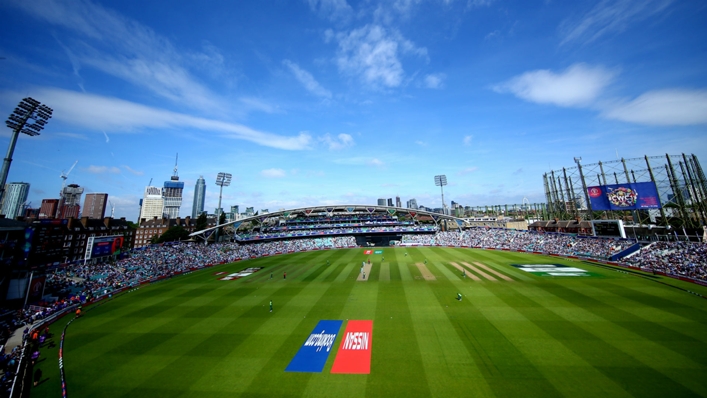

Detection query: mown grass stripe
(497, 282), (706, 397)
(366, 273), (431, 397)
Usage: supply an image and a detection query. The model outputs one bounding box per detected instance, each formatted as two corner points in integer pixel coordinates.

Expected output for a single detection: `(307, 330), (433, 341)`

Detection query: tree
(156, 226), (190, 243)
(195, 212), (208, 232)
(217, 212), (227, 239)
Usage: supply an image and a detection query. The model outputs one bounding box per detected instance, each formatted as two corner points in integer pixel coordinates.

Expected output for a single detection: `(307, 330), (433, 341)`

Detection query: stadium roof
(189, 204), (468, 239)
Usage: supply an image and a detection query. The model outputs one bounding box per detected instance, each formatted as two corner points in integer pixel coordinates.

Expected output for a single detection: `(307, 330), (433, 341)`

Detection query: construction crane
(171, 153), (179, 181)
(57, 160), (78, 218)
(60, 160), (78, 191)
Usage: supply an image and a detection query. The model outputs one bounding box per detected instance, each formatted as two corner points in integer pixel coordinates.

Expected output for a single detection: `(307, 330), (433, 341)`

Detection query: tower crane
(60, 160), (78, 191)
(57, 160), (78, 218)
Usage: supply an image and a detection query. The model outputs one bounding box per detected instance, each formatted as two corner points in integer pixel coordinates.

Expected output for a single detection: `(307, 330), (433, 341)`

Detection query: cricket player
(270, 300), (273, 312)
(457, 293), (462, 301)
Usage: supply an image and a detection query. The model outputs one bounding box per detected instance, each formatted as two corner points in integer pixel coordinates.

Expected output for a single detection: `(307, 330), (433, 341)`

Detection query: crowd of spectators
(44, 236), (357, 303)
(624, 241), (707, 280)
(401, 229), (636, 259)
(237, 225), (435, 241)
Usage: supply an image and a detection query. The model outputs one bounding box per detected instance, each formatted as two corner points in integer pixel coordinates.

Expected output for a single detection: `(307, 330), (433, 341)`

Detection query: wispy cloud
(121, 165), (144, 176)
(261, 168), (287, 178)
(559, 0), (674, 45)
(238, 97), (280, 114)
(9, 88), (311, 150)
(327, 24), (427, 88)
(423, 73), (445, 89)
(458, 166), (478, 175)
(369, 158), (384, 167)
(320, 133), (355, 150)
(282, 60), (332, 99)
(8, 0), (227, 112)
(601, 89), (707, 126)
(102, 130), (110, 143)
(307, 0), (353, 22)
(86, 165), (121, 174)
(493, 63), (616, 107)
(463, 135), (473, 146)
(468, 0), (497, 8)
(55, 132), (88, 140)
(333, 156), (385, 167)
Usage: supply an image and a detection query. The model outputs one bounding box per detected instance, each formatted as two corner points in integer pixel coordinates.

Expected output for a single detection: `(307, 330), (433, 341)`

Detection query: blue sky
(0, 0), (705, 221)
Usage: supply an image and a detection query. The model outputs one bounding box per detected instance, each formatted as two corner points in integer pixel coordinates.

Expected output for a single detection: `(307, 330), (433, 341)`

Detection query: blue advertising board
(587, 182), (662, 211)
(285, 320), (343, 372)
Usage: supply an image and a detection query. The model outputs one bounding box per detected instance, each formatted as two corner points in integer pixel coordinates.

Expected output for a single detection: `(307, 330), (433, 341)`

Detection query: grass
(31, 247), (707, 397)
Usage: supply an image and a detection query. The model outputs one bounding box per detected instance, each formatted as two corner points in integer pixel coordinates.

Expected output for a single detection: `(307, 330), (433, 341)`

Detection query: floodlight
(0, 97), (53, 205)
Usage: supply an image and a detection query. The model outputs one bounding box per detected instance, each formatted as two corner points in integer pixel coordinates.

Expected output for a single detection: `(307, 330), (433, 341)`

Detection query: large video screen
(591, 220), (626, 238)
(587, 182), (661, 211)
(86, 236), (124, 259)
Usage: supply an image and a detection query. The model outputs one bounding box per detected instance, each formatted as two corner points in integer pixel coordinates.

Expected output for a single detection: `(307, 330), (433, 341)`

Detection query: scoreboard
(591, 220), (626, 238)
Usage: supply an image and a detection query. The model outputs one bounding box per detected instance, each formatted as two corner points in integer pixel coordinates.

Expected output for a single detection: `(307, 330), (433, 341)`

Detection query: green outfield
(32, 247), (707, 397)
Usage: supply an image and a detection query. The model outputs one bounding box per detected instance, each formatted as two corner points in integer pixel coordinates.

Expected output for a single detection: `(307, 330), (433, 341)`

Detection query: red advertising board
(331, 320), (373, 374)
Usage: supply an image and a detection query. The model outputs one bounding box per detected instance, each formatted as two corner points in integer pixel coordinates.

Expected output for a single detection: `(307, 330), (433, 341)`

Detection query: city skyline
(1, 0), (705, 222)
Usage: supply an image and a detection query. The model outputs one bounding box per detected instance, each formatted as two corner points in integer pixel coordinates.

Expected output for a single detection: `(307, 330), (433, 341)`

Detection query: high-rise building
(139, 186), (163, 221)
(245, 207), (255, 216)
(59, 184), (84, 219)
(407, 198), (418, 209)
(83, 193), (108, 219)
(0, 182), (29, 219)
(377, 198), (386, 206)
(162, 155), (184, 219)
(40, 199), (59, 219)
(395, 196), (401, 208)
(387, 198), (393, 207)
(192, 176), (206, 218)
(60, 204), (80, 219)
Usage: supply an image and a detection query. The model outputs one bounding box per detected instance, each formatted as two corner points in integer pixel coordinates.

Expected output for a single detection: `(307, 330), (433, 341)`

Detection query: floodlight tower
(1, 98), (53, 205)
(574, 157), (593, 220)
(214, 172), (232, 242)
(434, 174), (448, 215)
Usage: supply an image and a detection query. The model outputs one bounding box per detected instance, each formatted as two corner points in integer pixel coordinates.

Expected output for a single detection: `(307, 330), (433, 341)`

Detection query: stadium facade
(543, 154), (707, 228)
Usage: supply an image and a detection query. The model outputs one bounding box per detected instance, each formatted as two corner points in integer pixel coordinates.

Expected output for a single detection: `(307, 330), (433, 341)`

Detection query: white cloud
(11, 88), (312, 151)
(493, 63), (616, 107)
(463, 135), (473, 146)
(7, 0), (227, 112)
(307, 0), (353, 21)
(458, 166), (479, 175)
(321, 133), (355, 150)
(239, 97), (280, 114)
(261, 168), (287, 178)
(468, 0), (496, 8)
(55, 132), (88, 140)
(121, 165), (144, 176)
(282, 60), (332, 98)
(86, 165), (121, 174)
(602, 89), (707, 126)
(559, 0), (674, 45)
(369, 158), (384, 167)
(329, 24), (427, 88)
(423, 73), (445, 89)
